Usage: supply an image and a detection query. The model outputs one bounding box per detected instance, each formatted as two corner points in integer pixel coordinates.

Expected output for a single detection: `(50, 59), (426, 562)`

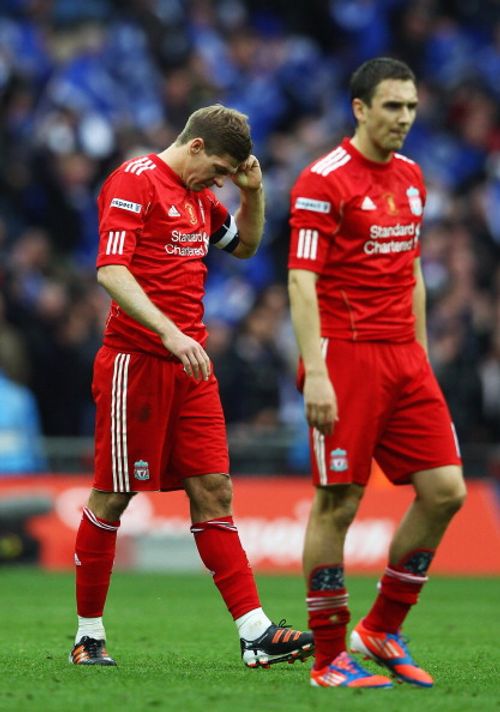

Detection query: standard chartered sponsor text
(369, 223), (418, 238)
(171, 230), (208, 242)
(364, 238), (418, 254)
(165, 230), (209, 256)
(165, 244), (206, 256)
(364, 222), (420, 255)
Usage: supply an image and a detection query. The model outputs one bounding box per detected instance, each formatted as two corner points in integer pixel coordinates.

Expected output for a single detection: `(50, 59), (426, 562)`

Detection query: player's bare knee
(315, 485), (362, 533)
(87, 489), (135, 521)
(331, 499), (360, 533)
(211, 477), (233, 511)
(418, 467), (466, 519)
(185, 473), (233, 515)
(438, 480), (467, 517)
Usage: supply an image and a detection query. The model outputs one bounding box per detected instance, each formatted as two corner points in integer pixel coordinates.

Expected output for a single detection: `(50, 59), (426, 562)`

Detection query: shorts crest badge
(329, 448), (348, 472)
(133, 459), (150, 480)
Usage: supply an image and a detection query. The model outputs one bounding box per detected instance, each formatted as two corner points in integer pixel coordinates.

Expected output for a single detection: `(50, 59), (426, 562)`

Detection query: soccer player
(70, 105), (312, 667)
(287, 58), (466, 689)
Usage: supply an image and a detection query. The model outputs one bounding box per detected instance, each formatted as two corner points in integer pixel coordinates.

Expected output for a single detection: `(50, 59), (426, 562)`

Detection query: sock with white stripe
(307, 564), (350, 670)
(75, 507), (120, 623)
(191, 516), (262, 621)
(363, 549), (435, 633)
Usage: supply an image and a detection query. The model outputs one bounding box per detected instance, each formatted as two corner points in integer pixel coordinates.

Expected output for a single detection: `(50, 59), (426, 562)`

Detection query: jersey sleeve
(413, 162), (427, 258)
(415, 162), (427, 207)
(206, 192), (240, 253)
(96, 168), (153, 268)
(288, 169), (342, 273)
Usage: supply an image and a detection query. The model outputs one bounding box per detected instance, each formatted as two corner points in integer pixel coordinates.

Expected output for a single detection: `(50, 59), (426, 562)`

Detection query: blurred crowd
(0, 0), (499, 473)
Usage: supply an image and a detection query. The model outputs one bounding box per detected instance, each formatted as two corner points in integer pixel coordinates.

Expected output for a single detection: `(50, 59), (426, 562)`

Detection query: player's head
(177, 105), (252, 163)
(350, 58), (416, 106)
(175, 105), (252, 190)
(349, 57), (418, 158)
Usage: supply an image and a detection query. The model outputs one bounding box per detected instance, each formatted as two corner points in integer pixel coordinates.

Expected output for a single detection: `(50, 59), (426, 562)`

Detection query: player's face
(354, 79), (418, 160)
(184, 141), (240, 191)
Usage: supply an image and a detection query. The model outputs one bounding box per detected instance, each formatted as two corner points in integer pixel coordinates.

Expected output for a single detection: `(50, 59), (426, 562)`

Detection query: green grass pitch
(0, 569), (498, 712)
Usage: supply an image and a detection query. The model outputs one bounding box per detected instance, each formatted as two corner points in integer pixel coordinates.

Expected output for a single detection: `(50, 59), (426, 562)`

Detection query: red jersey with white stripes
(288, 137), (426, 342)
(97, 154), (239, 357)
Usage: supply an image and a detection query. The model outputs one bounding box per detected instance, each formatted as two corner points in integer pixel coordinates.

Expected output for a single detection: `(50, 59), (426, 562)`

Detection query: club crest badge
(407, 186), (423, 216)
(134, 459), (150, 480)
(329, 448), (348, 472)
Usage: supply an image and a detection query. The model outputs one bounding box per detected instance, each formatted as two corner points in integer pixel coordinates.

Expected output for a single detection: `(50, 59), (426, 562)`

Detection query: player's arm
(412, 257), (428, 354)
(97, 264), (211, 381)
(230, 154), (265, 259)
(288, 268), (338, 435)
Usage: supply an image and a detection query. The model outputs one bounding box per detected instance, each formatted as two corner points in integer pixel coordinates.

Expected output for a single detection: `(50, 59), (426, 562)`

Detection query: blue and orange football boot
(310, 651), (393, 688)
(350, 620), (433, 687)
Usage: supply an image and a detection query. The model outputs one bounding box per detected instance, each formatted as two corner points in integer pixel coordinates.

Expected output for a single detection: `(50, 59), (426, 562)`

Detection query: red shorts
(92, 346), (229, 492)
(299, 340), (462, 487)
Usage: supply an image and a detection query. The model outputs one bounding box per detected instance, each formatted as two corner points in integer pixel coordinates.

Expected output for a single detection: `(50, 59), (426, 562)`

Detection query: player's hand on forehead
(231, 154), (262, 191)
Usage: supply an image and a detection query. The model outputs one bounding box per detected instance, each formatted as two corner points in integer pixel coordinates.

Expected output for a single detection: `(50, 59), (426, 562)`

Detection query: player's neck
(350, 134), (393, 164)
(157, 145), (185, 181)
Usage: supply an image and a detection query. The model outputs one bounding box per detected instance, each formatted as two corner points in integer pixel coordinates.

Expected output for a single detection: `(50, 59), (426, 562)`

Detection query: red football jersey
(288, 137), (426, 342)
(96, 154), (239, 357)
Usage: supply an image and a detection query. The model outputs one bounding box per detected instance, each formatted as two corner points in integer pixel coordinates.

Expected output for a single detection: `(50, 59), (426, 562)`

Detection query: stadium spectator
(288, 57), (466, 689)
(210, 301), (287, 427)
(69, 104), (313, 667)
(0, 295), (46, 474)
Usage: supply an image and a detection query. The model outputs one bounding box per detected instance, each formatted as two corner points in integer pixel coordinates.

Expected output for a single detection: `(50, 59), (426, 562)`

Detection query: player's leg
(389, 464), (466, 563)
(70, 489), (134, 666)
(70, 347), (170, 666)
(351, 345), (465, 685)
(304, 484), (360, 668)
(185, 472), (314, 668)
(185, 473), (262, 625)
(305, 484), (392, 689)
(173, 372), (312, 667)
(352, 465), (465, 686)
(304, 341), (393, 687)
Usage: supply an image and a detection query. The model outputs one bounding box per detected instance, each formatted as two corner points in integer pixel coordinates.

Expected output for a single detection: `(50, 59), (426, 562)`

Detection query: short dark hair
(350, 57), (416, 105)
(176, 105), (252, 163)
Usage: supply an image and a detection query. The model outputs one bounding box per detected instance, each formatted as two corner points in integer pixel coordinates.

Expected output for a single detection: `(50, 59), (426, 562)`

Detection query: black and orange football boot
(240, 619), (314, 668)
(69, 636), (117, 666)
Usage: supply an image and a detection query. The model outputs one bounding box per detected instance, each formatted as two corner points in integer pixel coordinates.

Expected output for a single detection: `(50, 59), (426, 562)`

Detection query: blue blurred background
(0, 0), (499, 477)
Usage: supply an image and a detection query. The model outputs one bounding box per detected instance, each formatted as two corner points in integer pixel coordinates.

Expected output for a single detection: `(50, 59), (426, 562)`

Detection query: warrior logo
(134, 459), (150, 480)
(329, 448), (348, 472)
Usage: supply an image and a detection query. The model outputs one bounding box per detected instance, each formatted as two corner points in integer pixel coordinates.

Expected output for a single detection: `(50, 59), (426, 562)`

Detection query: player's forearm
(288, 269), (328, 376)
(414, 291), (428, 353)
(413, 259), (428, 353)
(97, 265), (182, 341)
(233, 185), (265, 258)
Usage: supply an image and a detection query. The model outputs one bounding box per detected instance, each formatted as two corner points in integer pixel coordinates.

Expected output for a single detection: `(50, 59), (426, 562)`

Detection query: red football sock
(191, 516), (261, 620)
(363, 549), (435, 633)
(306, 564), (350, 669)
(75, 507), (120, 618)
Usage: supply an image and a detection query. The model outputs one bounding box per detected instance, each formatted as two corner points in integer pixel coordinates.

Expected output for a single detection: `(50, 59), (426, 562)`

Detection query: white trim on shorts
(111, 352), (131, 492)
